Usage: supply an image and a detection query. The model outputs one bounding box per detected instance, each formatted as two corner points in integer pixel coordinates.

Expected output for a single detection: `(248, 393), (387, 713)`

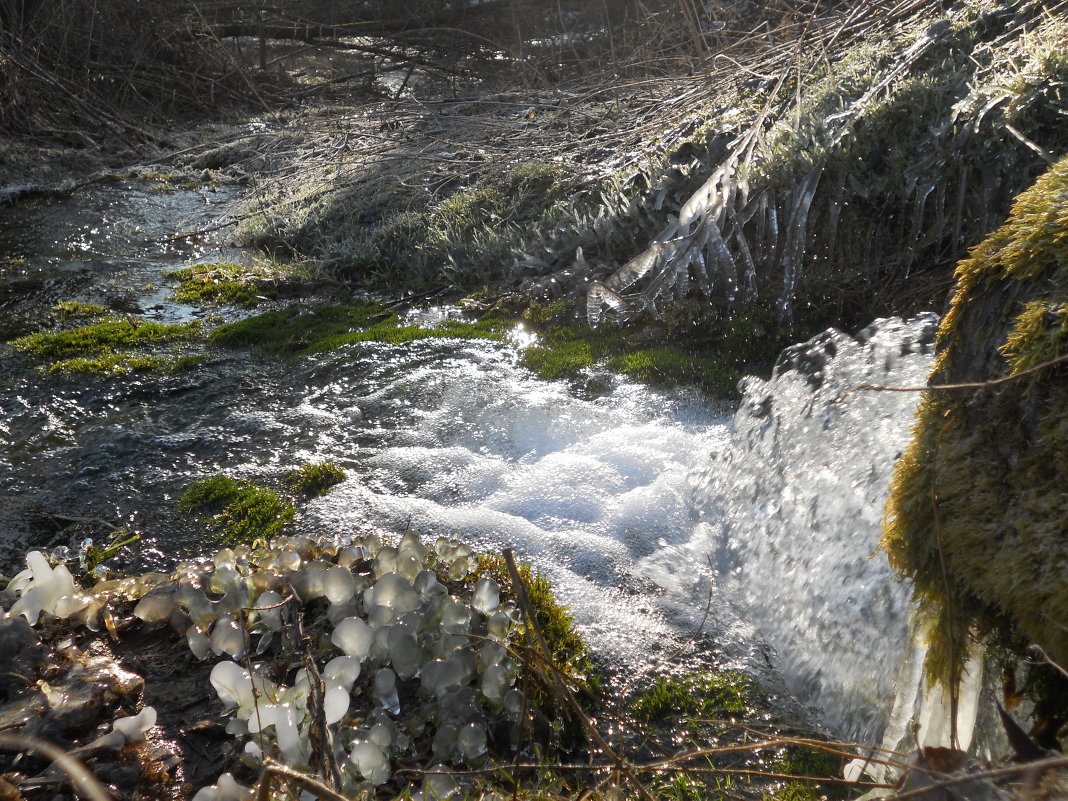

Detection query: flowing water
(0, 183), (940, 744)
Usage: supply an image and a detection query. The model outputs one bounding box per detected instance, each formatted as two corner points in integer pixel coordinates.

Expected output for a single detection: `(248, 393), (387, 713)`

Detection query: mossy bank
(883, 153), (1068, 732)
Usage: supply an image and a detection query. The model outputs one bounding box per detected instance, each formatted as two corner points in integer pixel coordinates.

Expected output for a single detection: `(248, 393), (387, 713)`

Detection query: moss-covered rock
(882, 154), (1068, 715)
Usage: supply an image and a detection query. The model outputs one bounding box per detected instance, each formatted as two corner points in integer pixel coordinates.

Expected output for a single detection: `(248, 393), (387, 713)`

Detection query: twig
(0, 734), (112, 801)
(836, 352), (1068, 402)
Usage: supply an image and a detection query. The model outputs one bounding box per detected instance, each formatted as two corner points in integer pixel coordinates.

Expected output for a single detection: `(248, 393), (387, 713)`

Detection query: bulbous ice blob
(324, 655), (362, 691)
(322, 566), (356, 605)
(324, 684), (350, 725)
(481, 665), (511, 705)
(478, 642), (506, 670)
(503, 688), (525, 720)
(431, 722), (458, 761)
(350, 741), (390, 785)
(112, 706), (157, 744)
(134, 589), (176, 624)
(213, 549), (237, 570)
(372, 668), (400, 715)
(368, 721), (393, 750)
(209, 566), (242, 596)
(253, 591), (285, 632)
(423, 763), (459, 800)
(470, 578), (499, 614)
(373, 547), (399, 578)
(10, 552), (78, 624)
(486, 611), (511, 642)
(414, 570), (447, 601)
(441, 600), (471, 635)
(365, 573), (421, 616)
(272, 549), (302, 573)
(456, 723), (487, 761)
(395, 554), (422, 583)
(210, 662), (276, 718)
(398, 531), (428, 562)
(210, 614), (249, 659)
(175, 584), (217, 629)
(187, 626), (212, 660)
(332, 616), (373, 660)
(192, 773), (253, 801)
(421, 654), (474, 697)
(386, 624), (422, 679)
(53, 590), (91, 619)
(326, 597), (359, 626)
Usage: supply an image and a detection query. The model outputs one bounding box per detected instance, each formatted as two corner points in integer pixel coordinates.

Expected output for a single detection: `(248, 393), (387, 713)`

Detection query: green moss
(168, 263), (269, 307)
(285, 461), (346, 497)
(52, 300), (110, 320)
(473, 553), (595, 690)
(49, 353), (207, 376)
(883, 154), (1068, 707)
(209, 303), (513, 356)
(519, 323), (740, 394)
(178, 476), (297, 545)
(11, 319), (201, 360)
(771, 746), (846, 801)
(631, 670), (758, 721)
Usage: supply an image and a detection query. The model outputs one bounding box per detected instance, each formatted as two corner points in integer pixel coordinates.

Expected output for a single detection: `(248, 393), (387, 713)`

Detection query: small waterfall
(691, 314), (940, 742)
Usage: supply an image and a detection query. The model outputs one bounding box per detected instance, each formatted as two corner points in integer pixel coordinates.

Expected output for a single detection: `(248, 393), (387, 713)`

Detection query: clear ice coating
(470, 578), (500, 614)
(692, 314), (939, 741)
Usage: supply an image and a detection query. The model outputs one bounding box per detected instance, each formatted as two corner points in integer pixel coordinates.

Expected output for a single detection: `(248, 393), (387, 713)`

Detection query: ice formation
(4, 532), (526, 798)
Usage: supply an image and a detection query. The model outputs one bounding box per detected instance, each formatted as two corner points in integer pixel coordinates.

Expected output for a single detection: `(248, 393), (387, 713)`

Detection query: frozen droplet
(478, 642), (506, 670)
(209, 565), (241, 596)
(481, 665), (510, 705)
(134, 590), (175, 624)
(332, 616), (372, 660)
(187, 626), (212, 660)
(365, 573), (421, 615)
(487, 610), (511, 642)
(272, 549), (302, 573)
(396, 554), (422, 583)
(112, 706), (157, 744)
(432, 722), (458, 761)
(386, 624), (422, 679)
(470, 578), (499, 614)
(456, 722), (487, 761)
(368, 721), (393, 750)
(398, 530), (428, 562)
(324, 684), (349, 725)
(372, 668), (400, 715)
(350, 741), (390, 785)
(175, 584), (217, 629)
(423, 763), (459, 800)
(324, 655), (362, 691)
(414, 570), (447, 600)
(503, 688), (525, 720)
(254, 590), (285, 631)
(192, 773), (253, 801)
(213, 549), (236, 570)
(441, 600), (471, 634)
(373, 546), (398, 578)
(322, 566), (356, 605)
(210, 613), (249, 659)
(210, 662), (253, 711)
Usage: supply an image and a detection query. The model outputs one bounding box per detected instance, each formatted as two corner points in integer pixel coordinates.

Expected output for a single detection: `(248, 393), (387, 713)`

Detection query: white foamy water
(292, 317), (936, 739)
(298, 342), (739, 672)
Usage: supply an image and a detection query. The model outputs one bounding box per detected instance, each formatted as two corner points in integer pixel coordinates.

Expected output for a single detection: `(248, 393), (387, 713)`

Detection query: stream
(1, 182), (937, 746)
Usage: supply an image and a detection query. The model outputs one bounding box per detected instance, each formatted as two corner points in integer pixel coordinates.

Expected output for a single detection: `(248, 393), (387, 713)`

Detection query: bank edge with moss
(882, 153), (1068, 725)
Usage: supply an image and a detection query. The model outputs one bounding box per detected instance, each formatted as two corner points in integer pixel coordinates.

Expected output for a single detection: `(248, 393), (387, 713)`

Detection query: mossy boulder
(882, 154), (1068, 710)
